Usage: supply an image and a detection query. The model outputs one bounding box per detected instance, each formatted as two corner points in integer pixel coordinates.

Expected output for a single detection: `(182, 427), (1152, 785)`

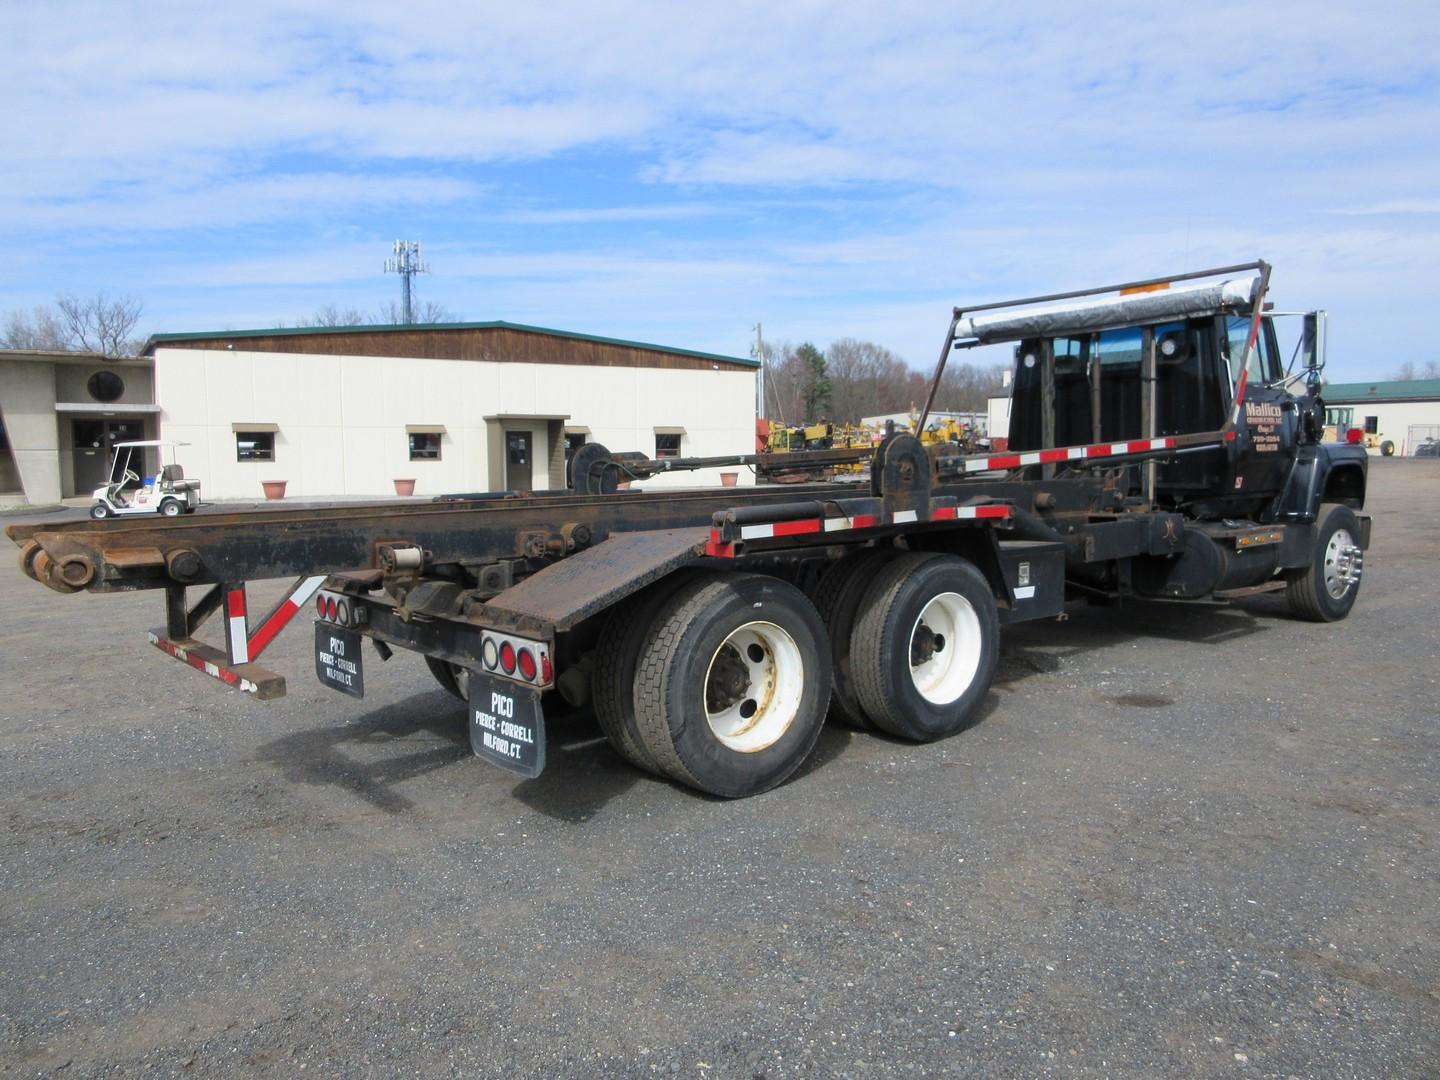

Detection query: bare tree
(376, 298), (458, 324)
(55, 292), (146, 355)
(1, 305), (69, 351)
(295, 304), (372, 328)
(283, 299), (459, 329)
(763, 338), (1009, 426)
(1389, 360), (1440, 380)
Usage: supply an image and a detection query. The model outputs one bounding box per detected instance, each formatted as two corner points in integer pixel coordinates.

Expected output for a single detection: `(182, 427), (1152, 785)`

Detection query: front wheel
(90, 503), (110, 520)
(632, 573), (831, 798)
(1285, 503), (1364, 622)
(849, 552), (1000, 741)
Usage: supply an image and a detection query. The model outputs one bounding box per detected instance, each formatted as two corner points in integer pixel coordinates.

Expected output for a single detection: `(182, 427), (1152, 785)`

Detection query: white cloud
(0, 1), (1437, 381)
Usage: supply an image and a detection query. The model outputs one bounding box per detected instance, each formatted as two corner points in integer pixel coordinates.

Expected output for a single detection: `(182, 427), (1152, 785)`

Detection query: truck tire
(425, 657), (470, 701)
(632, 573), (831, 797)
(810, 547), (900, 730)
(591, 577), (698, 775)
(1285, 503), (1364, 622)
(850, 552), (999, 741)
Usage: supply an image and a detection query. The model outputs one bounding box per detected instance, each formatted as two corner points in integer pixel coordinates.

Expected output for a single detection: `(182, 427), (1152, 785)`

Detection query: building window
(564, 430), (588, 462)
(236, 431), (275, 462)
(1364, 416), (1379, 434)
(87, 370), (125, 403)
(409, 432), (441, 460)
(655, 432), (682, 458)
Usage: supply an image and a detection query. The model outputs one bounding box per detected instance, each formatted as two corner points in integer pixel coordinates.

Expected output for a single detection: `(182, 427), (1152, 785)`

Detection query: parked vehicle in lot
(89, 440), (201, 519)
(10, 261), (1369, 798)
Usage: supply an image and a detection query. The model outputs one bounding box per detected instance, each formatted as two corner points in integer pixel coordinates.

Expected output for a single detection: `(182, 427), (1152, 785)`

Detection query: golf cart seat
(161, 464), (184, 482)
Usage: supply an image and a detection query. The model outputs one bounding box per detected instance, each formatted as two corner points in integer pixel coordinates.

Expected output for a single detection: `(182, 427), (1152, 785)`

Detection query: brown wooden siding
(158, 327), (755, 372)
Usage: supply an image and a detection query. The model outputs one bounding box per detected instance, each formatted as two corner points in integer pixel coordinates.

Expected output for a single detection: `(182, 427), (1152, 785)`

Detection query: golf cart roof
(113, 441), (190, 449)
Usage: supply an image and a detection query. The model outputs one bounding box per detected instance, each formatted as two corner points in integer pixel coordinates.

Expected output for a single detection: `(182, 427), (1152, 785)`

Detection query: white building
(0, 323), (759, 507)
(1321, 378), (1440, 456)
(149, 322), (759, 499)
(0, 349), (159, 508)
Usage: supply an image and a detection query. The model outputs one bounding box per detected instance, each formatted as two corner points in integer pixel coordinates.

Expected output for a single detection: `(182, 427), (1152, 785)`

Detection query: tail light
(315, 590), (366, 627)
(478, 630), (553, 688)
(1346, 427), (1365, 444)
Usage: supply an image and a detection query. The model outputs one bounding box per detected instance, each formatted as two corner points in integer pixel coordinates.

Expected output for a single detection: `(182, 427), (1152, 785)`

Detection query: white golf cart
(90, 441), (202, 519)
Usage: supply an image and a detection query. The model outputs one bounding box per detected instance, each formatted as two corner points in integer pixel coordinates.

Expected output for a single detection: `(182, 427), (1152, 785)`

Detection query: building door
(72, 419), (108, 493)
(72, 419), (147, 494)
(505, 430), (532, 490)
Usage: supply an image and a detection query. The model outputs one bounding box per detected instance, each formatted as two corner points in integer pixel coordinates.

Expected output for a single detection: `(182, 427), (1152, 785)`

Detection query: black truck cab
(1004, 295), (1366, 526)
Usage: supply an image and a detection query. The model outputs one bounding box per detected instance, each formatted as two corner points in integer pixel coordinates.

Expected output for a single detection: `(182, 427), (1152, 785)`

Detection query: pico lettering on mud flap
(314, 625), (364, 698)
(469, 678), (545, 778)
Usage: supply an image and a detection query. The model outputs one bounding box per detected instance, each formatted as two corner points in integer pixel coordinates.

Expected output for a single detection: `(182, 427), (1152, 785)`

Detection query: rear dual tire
(426, 657), (471, 701)
(630, 573), (831, 798)
(810, 548), (902, 730)
(849, 552), (1000, 741)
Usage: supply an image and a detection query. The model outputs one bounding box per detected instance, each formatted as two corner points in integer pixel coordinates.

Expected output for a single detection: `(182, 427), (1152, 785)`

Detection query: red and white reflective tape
(961, 436), (1177, 473)
(932, 505), (1012, 521)
(248, 575), (327, 659)
(824, 513), (881, 533)
(226, 588), (249, 665)
(148, 632), (260, 694)
(705, 503), (1011, 555)
(1231, 369), (1249, 427)
(738, 518), (827, 541)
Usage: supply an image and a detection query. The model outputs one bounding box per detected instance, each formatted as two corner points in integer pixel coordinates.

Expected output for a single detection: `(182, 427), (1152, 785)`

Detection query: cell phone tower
(384, 240), (430, 324)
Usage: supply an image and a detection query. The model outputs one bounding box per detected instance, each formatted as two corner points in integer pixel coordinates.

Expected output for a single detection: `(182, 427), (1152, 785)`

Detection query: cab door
(1225, 316), (1298, 510)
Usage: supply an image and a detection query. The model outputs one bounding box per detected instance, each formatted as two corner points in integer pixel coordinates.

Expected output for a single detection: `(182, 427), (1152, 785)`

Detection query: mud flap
(469, 672), (546, 779)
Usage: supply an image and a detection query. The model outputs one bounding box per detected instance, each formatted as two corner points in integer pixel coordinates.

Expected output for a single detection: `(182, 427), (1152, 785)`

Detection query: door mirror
(1301, 310), (1327, 372)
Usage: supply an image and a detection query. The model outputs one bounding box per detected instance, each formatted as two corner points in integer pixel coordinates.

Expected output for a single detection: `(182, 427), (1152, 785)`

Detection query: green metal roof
(1323, 378), (1440, 403)
(144, 320), (758, 368)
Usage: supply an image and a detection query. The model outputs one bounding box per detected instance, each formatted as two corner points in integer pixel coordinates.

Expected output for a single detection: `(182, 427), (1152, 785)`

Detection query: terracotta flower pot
(261, 480), (287, 500)
(720, 471), (739, 487)
(393, 478), (416, 496)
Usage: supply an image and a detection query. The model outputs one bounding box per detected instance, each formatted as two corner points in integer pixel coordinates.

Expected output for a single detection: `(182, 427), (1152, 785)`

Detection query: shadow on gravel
(996, 599), (1273, 686)
(254, 600), (1268, 819)
(510, 705), (650, 823)
(514, 711), (863, 819)
(254, 691), (471, 814)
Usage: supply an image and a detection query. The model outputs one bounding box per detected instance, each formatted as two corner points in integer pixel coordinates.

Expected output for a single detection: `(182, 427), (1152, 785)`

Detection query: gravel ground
(1, 461), (1437, 1079)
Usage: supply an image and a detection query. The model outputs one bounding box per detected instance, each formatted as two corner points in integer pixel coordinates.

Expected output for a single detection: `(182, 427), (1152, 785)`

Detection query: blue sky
(2, 1), (1437, 382)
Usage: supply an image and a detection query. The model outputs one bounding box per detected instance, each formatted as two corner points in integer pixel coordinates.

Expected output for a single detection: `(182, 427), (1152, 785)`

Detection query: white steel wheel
(1323, 527), (1362, 600)
(850, 552), (1000, 741)
(1286, 503), (1364, 622)
(632, 573), (832, 798)
(703, 621), (805, 753)
(907, 591), (982, 706)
